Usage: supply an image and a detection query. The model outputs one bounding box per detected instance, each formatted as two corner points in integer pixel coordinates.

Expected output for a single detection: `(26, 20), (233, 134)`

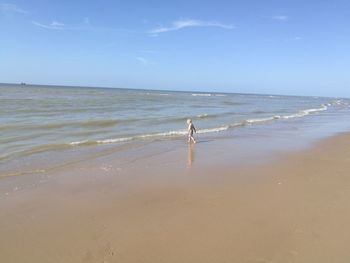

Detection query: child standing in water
(187, 119), (196, 143)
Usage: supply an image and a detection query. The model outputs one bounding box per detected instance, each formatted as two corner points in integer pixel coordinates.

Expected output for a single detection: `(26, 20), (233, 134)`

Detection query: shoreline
(2, 105), (350, 180)
(1, 132), (350, 262)
(2, 84), (350, 179)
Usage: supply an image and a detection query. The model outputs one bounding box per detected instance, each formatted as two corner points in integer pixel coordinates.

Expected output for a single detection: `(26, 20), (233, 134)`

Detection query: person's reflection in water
(187, 143), (195, 167)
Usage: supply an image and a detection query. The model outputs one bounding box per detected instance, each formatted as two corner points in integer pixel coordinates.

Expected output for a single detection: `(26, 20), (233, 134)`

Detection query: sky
(1, 0), (350, 97)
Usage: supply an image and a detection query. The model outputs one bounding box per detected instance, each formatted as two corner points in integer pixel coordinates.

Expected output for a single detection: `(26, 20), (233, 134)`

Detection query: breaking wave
(69, 104), (329, 147)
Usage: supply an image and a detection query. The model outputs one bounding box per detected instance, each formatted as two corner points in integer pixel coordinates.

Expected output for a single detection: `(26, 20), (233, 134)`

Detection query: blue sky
(1, 0), (350, 97)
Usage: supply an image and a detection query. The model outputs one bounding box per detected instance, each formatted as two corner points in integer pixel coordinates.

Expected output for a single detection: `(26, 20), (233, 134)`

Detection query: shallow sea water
(1, 84), (350, 177)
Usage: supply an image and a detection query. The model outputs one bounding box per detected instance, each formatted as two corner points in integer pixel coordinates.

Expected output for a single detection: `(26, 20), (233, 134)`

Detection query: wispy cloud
(32, 18), (126, 33)
(31, 17), (133, 33)
(0, 3), (27, 14)
(51, 21), (64, 27)
(272, 15), (289, 21)
(32, 21), (65, 30)
(148, 19), (234, 35)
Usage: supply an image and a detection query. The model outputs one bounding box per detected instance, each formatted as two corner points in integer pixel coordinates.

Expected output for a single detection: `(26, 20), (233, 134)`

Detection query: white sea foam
(4, 84), (345, 172)
(69, 127), (231, 147)
(303, 104), (328, 114)
(282, 104), (328, 119)
(70, 130), (188, 146)
(197, 126), (229, 134)
(70, 137), (133, 146)
(192, 93), (212, 97)
(139, 130), (188, 138)
(282, 113), (304, 119)
(245, 116), (281, 124)
(332, 99), (349, 107)
(68, 104), (329, 147)
(244, 104), (328, 124)
(97, 137), (133, 144)
(70, 140), (89, 146)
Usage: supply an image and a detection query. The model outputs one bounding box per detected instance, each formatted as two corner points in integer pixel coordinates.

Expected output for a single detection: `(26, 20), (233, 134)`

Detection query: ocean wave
(0, 169), (47, 179)
(69, 127), (230, 147)
(140, 130), (188, 138)
(0, 154), (9, 161)
(192, 93), (212, 97)
(196, 112), (237, 120)
(333, 99), (343, 105)
(69, 130), (189, 146)
(240, 104), (328, 125)
(251, 110), (268, 114)
(0, 124), (19, 131)
(223, 101), (247, 106)
(2, 103), (332, 159)
(303, 104), (328, 114)
(245, 115), (281, 124)
(69, 140), (98, 146)
(68, 124), (241, 148)
(197, 126), (230, 134)
(282, 104), (328, 119)
(192, 93), (226, 97)
(68, 104), (330, 147)
(5, 143), (73, 160)
(70, 137), (133, 146)
(80, 119), (119, 127)
(1, 119), (121, 132)
(332, 99), (349, 107)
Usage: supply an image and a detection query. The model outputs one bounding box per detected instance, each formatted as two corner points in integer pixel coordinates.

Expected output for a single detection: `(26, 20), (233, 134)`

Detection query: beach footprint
(82, 241), (117, 263)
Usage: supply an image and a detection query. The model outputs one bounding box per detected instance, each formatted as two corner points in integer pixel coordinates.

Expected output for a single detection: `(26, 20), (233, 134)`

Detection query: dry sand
(1, 133), (350, 263)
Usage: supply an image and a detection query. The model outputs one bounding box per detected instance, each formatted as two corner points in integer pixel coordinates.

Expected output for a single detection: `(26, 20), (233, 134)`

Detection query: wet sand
(1, 133), (350, 263)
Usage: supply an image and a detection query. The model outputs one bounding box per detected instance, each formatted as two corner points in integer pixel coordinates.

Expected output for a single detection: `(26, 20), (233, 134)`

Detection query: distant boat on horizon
(20, 82), (26, 85)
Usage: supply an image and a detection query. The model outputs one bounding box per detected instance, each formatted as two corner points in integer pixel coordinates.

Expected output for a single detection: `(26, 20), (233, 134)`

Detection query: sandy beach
(1, 131), (350, 262)
(2, 0), (350, 261)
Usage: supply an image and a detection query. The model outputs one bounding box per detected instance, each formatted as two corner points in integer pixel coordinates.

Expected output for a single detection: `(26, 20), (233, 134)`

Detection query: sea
(1, 83), (350, 178)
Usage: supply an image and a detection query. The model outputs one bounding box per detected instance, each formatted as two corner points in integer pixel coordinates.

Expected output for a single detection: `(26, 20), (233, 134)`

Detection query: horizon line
(0, 82), (342, 99)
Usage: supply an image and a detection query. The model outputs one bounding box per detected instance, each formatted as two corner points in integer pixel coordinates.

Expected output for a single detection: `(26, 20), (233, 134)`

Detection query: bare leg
(190, 136), (196, 143)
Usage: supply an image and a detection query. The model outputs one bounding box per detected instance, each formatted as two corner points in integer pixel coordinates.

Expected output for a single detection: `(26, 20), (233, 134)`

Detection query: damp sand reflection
(187, 143), (195, 166)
